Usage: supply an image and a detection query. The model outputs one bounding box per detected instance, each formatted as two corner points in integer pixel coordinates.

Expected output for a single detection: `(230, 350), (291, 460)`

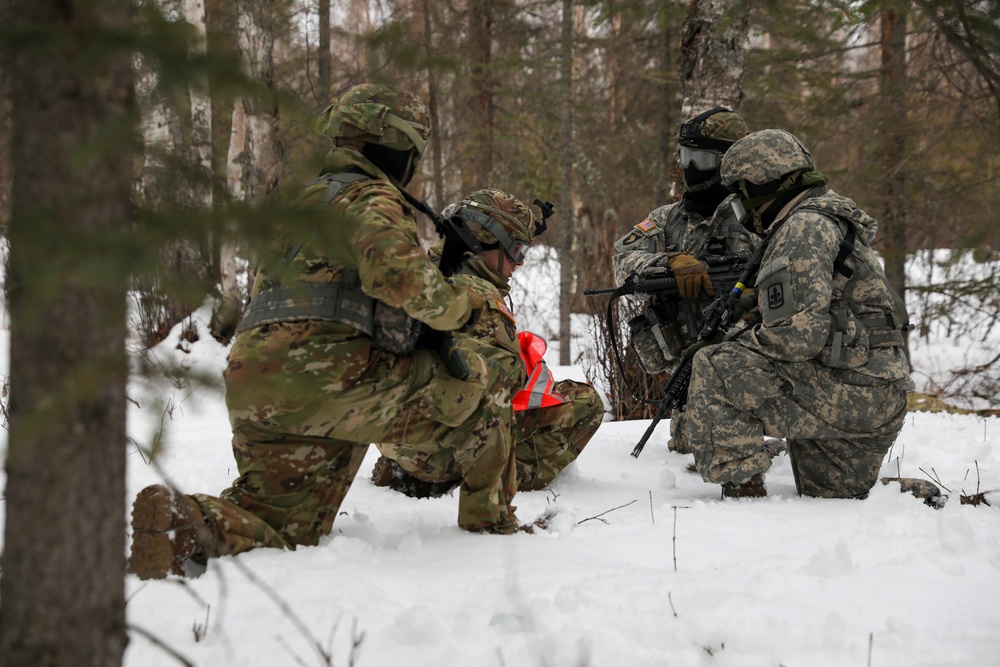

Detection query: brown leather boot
(371, 455), (457, 499)
(371, 455), (398, 487)
(721, 472), (767, 499)
(128, 485), (210, 579)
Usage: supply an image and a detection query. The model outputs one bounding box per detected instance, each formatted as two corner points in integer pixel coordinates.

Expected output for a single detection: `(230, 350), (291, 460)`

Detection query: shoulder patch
(620, 231), (641, 247)
(636, 219), (656, 233)
(494, 298), (516, 325)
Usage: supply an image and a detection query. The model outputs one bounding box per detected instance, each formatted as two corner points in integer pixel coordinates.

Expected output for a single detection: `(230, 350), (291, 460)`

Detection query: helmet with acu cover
(720, 129), (815, 188)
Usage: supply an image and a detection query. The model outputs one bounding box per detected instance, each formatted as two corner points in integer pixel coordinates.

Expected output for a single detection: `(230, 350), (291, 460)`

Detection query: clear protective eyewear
(730, 197), (749, 225)
(458, 205), (531, 265)
(677, 145), (723, 171)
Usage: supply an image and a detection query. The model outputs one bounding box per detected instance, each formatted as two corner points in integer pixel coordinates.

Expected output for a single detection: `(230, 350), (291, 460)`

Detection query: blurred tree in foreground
(0, 0), (134, 664)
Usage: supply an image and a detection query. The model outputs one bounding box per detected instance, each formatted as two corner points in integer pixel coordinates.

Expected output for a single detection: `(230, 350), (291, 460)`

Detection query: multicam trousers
(378, 379), (604, 492)
(190, 345), (517, 558)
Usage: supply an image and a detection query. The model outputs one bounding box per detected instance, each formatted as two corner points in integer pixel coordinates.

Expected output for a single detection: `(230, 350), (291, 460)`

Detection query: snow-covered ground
(3, 247), (1000, 666)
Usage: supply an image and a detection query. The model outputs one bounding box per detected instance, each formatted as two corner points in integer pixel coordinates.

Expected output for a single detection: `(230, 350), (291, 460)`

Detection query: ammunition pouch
(628, 293), (717, 375)
(236, 274), (422, 355)
(628, 306), (681, 375)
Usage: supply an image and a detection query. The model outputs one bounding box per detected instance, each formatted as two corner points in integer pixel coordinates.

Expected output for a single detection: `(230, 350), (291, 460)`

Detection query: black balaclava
(361, 143), (419, 187)
(682, 164), (730, 216)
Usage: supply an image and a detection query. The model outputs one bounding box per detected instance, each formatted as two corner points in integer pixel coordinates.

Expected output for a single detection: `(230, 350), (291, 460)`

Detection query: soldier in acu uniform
(685, 129), (915, 499)
(373, 189), (604, 496)
(128, 83), (523, 580)
(613, 108), (756, 454)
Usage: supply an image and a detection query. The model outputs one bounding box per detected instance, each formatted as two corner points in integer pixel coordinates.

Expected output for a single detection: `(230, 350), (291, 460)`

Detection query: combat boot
(880, 477), (946, 508)
(721, 472), (767, 499)
(128, 485), (210, 580)
(371, 455), (457, 499)
(371, 455), (398, 487)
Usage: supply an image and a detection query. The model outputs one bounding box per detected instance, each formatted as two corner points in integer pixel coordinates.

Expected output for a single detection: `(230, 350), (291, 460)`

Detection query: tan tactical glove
(666, 252), (714, 299)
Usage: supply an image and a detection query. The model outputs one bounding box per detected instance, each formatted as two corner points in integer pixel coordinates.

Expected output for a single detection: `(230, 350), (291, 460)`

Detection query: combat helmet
(676, 107), (748, 170)
(443, 189), (538, 265)
(720, 129), (815, 188)
(316, 82), (430, 186)
(721, 129), (818, 235)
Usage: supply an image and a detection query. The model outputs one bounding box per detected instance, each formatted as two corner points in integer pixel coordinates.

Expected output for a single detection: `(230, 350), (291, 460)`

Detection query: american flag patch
(494, 299), (516, 324)
(636, 219), (656, 233)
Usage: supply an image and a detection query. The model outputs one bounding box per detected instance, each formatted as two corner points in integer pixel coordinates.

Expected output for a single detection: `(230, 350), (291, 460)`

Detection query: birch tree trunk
(135, 0), (214, 345)
(675, 0), (749, 196)
(185, 0), (212, 213)
(0, 0), (132, 663)
(558, 0), (574, 365)
(678, 0), (749, 116)
(423, 0), (445, 207)
(212, 0), (283, 340)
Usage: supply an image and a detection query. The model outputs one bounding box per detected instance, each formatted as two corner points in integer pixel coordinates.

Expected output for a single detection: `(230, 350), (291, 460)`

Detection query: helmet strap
(383, 113), (427, 155)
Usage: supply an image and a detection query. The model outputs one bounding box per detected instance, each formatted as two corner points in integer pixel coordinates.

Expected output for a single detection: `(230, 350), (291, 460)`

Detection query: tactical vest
(236, 172), (422, 355)
(790, 197), (908, 373)
(630, 205), (749, 374)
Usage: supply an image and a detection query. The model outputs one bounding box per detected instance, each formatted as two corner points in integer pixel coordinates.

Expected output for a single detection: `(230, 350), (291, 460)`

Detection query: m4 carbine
(583, 254), (748, 300)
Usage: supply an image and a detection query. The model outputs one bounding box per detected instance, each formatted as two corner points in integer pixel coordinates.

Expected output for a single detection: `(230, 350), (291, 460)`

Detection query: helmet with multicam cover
(676, 107), (749, 171)
(720, 129), (815, 187)
(443, 189), (538, 265)
(317, 82), (430, 155)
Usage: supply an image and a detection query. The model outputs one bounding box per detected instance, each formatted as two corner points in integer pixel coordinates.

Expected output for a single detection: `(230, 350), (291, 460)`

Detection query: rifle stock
(399, 189), (483, 380)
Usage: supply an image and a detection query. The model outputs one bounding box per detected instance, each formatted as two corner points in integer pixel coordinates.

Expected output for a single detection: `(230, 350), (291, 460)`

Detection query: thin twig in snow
(672, 506), (690, 573)
(577, 499), (637, 525)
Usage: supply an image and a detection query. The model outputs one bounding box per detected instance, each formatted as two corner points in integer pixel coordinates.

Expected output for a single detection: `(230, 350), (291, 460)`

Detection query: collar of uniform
(772, 188), (818, 228)
(462, 257), (511, 293)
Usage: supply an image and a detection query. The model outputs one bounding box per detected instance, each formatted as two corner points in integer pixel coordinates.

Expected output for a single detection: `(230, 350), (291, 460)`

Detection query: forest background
(0, 0), (998, 665)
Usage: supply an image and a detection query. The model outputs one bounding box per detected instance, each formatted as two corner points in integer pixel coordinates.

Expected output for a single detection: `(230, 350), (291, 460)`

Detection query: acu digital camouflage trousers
(188, 344), (518, 558)
(378, 379), (604, 492)
(686, 343), (908, 498)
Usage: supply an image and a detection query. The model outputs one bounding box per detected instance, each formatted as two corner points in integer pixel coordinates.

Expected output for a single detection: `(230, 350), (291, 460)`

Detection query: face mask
(732, 183), (783, 236)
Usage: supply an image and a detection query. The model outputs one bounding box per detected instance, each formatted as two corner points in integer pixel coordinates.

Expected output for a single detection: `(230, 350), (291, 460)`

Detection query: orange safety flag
(512, 331), (567, 411)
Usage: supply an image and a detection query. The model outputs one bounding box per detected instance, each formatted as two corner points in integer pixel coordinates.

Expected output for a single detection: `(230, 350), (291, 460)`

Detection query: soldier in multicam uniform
(613, 108), (756, 454)
(372, 189), (604, 496)
(128, 83), (524, 580)
(685, 128), (915, 499)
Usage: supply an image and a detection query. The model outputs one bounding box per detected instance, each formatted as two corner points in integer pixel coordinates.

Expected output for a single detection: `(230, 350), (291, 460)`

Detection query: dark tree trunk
(318, 0), (331, 100)
(558, 0), (574, 365)
(879, 6), (910, 356)
(0, 0), (133, 665)
(469, 0), (494, 187)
